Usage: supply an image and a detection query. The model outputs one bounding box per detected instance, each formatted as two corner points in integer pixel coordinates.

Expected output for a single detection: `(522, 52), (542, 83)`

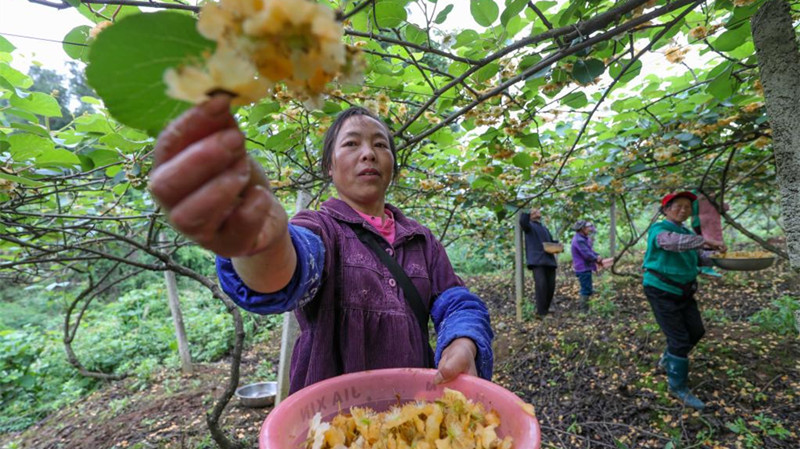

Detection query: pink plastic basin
(259, 368), (540, 449)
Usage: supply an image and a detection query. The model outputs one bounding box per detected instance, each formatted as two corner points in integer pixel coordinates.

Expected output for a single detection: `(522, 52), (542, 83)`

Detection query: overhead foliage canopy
(2, 0), (786, 239)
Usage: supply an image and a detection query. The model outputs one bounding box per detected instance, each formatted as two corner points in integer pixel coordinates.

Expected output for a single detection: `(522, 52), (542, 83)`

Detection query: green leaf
(470, 0), (499, 27)
(518, 133), (540, 147)
(448, 61), (469, 77)
(0, 171), (44, 187)
(264, 129), (295, 152)
(74, 114), (115, 134)
(473, 63), (499, 83)
(8, 134), (55, 160)
(404, 24), (427, 46)
(500, 0), (526, 27)
(63, 25), (91, 62)
(0, 36), (15, 53)
(706, 64), (738, 101)
(37, 148), (81, 168)
(87, 149), (122, 167)
(608, 59), (642, 83)
(0, 62), (32, 88)
(596, 175), (613, 186)
(504, 15), (527, 39)
(10, 92), (62, 117)
(562, 91), (587, 108)
(248, 102), (280, 124)
(375, 0), (408, 28)
(86, 11), (215, 136)
(712, 23), (751, 52)
(10, 122), (51, 138)
(512, 152), (533, 168)
(81, 96), (102, 105)
(434, 4), (454, 24)
(454, 30), (480, 49)
(572, 58), (604, 84)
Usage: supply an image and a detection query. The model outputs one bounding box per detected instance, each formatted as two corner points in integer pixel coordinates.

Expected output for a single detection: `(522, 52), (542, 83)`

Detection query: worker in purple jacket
(148, 97), (493, 394)
(570, 220), (601, 311)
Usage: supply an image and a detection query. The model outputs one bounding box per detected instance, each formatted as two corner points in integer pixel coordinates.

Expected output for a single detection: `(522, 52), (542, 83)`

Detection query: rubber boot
(658, 350), (667, 371)
(700, 266), (722, 278)
(663, 352), (705, 410)
(579, 295), (590, 311)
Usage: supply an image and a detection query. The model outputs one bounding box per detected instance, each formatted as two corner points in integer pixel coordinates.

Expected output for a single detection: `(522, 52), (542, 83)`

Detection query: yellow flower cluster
(752, 79), (763, 95)
(164, 0), (363, 108)
(654, 145), (678, 162)
(753, 136), (771, 149)
(689, 26), (708, 40)
(305, 389), (514, 449)
(502, 117), (527, 137)
(665, 47), (688, 64)
(741, 102), (764, 113)
(418, 178), (445, 191)
(717, 114), (739, 128)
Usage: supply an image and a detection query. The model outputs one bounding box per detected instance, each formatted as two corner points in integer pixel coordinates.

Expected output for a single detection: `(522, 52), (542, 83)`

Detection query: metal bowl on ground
(543, 242), (564, 254)
(235, 381), (277, 408)
(711, 257), (775, 271)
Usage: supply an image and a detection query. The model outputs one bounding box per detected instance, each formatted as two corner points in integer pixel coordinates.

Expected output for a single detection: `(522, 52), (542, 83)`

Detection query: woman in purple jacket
(571, 220), (601, 311)
(148, 96), (493, 394)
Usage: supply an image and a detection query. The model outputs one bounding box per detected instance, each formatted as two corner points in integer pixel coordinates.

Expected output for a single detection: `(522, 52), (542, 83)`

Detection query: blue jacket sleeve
(215, 225), (324, 315)
(431, 286), (494, 381)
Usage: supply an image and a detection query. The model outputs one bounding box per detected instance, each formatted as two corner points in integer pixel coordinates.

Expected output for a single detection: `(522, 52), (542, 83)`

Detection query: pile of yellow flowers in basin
(165, 0), (363, 108)
(305, 388), (517, 449)
(713, 251), (774, 259)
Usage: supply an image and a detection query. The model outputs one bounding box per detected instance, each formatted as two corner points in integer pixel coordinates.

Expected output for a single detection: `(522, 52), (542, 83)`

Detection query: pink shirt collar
(355, 208), (396, 244)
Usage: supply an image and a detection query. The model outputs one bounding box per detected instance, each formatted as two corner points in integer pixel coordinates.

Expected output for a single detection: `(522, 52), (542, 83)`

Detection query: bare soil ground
(2, 264), (798, 449)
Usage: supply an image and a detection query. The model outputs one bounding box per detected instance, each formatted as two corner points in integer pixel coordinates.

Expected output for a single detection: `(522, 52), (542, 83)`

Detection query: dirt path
(2, 267), (798, 448)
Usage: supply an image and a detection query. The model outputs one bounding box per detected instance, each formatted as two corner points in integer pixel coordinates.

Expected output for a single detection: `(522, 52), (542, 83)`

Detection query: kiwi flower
(164, 0), (363, 108)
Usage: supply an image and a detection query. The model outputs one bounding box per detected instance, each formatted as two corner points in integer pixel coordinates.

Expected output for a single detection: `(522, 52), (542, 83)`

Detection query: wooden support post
(275, 311), (299, 406)
(609, 194), (617, 258)
(514, 212), (524, 323)
(164, 269), (193, 375)
(276, 188), (312, 405)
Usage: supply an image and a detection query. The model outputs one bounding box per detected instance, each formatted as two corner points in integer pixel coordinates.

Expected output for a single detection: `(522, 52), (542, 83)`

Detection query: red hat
(661, 191), (697, 207)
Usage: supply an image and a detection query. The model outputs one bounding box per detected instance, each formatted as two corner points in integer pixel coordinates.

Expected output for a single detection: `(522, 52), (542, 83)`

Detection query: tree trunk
(609, 194), (617, 257)
(514, 212), (524, 323)
(751, 0), (800, 269)
(165, 269), (193, 375)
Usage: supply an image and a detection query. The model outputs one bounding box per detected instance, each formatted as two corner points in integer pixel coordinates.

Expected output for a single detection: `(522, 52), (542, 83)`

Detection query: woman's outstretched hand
(434, 337), (478, 384)
(148, 96), (287, 259)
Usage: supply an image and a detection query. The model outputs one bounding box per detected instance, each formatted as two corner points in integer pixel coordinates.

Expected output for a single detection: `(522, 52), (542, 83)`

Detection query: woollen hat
(661, 191), (697, 208)
(571, 220), (590, 231)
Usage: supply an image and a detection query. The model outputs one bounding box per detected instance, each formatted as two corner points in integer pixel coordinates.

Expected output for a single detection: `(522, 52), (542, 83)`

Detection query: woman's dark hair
(321, 106), (398, 178)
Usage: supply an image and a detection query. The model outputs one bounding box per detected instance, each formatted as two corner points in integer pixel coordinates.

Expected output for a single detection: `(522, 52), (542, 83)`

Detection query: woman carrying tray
(642, 191), (726, 410)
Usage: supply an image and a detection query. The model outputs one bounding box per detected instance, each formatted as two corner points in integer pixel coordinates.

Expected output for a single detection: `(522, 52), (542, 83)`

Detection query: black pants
(531, 266), (557, 316)
(644, 285), (705, 358)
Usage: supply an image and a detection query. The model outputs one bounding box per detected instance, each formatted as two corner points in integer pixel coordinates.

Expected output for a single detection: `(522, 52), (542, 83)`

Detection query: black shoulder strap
(346, 223), (432, 367)
(645, 268), (697, 295)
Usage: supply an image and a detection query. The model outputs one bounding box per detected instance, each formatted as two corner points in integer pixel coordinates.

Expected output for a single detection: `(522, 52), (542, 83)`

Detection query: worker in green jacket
(643, 191), (726, 410)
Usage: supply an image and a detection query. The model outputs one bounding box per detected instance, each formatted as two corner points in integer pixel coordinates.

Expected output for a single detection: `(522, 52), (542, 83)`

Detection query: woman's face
(328, 115), (394, 211)
(664, 197), (693, 223)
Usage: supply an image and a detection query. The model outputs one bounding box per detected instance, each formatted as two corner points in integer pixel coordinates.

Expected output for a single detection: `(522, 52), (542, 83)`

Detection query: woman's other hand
(149, 96), (287, 259)
(703, 238), (727, 252)
(434, 337), (478, 384)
